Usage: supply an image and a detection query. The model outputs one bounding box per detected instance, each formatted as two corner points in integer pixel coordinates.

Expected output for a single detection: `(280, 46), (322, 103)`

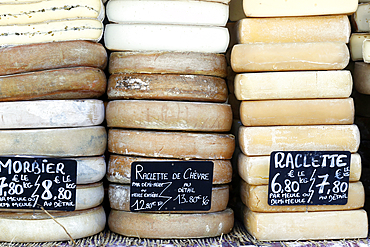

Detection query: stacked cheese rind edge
(229, 0), (368, 241)
(0, 0), (107, 242)
(104, 0), (235, 239)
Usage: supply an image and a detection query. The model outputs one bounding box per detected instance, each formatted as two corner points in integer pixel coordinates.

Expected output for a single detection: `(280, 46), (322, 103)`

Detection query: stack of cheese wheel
(230, 0), (369, 241)
(104, 0), (235, 239)
(0, 0), (107, 242)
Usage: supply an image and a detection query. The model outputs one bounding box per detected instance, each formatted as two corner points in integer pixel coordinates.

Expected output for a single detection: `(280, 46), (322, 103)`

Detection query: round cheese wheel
(349, 33), (370, 61)
(0, 41), (107, 76)
(106, 100), (232, 132)
(107, 155), (232, 184)
(104, 24), (229, 53)
(108, 184), (229, 213)
(109, 51), (227, 77)
(0, 206), (105, 242)
(107, 73), (228, 102)
(108, 208), (234, 238)
(0, 126), (106, 157)
(108, 129), (235, 159)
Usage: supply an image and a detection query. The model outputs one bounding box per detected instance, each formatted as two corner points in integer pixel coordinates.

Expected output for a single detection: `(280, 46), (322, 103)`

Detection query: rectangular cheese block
(238, 153), (362, 185)
(351, 3), (370, 32)
(236, 15), (350, 44)
(241, 180), (365, 212)
(361, 39), (370, 63)
(243, 207), (368, 241)
(234, 70), (352, 100)
(349, 33), (370, 61)
(239, 125), (360, 156)
(231, 42), (349, 73)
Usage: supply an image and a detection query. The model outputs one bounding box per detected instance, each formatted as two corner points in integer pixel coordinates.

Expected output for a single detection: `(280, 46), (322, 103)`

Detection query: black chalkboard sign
(130, 161), (213, 211)
(268, 151), (350, 206)
(0, 157), (76, 211)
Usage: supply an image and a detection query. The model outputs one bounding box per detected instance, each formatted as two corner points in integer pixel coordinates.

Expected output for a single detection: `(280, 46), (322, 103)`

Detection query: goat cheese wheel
(349, 33), (370, 61)
(351, 3), (370, 32)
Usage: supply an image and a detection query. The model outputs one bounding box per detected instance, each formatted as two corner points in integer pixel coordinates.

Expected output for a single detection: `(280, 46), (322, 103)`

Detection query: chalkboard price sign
(0, 157), (76, 211)
(268, 151), (351, 206)
(130, 161), (213, 212)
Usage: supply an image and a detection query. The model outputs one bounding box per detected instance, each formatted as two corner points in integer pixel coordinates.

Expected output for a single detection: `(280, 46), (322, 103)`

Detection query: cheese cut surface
(241, 180), (365, 212)
(240, 98), (354, 126)
(104, 24), (229, 53)
(234, 70), (352, 100)
(0, 100), (104, 129)
(0, 41), (107, 76)
(349, 33), (370, 61)
(231, 42), (349, 72)
(109, 51), (227, 77)
(108, 208), (234, 239)
(239, 125), (360, 156)
(0, 19), (103, 47)
(237, 15), (350, 44)
(0, 127), (106, 157)
(351, 3), (370, 32)
(108, 129), (235, 160)
(107, 0), (228, 26)
(0, 206), (105, 242)
(243, 207), (368, 241)
(242, 0), (358, 17)
(108, 73), (228, 102)
(107, 155), (232, 184)
(0, 67), (106, 101)
(238, 153), (362, 185)
(362, 39), (370, 63)
(109, 184), (229, 213)
(354, 62), (370, 94)
(106, 100), (232, 132)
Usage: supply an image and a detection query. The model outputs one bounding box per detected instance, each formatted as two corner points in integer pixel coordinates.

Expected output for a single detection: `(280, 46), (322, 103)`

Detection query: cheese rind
(240, 98), (354, 126)
(73, 156), (106, 184)
(75, 182), (104, 211)
(237, 15), (350, 44)
(231, 42), (349, 72)
(349, 33), (370, 61)
(351, 3), (370, 32)
(239, 125), (360, 156)
(362, 39), (370, 63)
(108, 208), (234, 238)
(108, 129), (235, 159)
(354, 62), (370, 94)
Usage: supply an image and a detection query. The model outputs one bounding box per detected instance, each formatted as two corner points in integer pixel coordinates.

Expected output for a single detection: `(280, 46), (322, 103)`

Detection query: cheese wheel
(108, 129), (235, 160)
(0, 19), (103, 47)
(353, 62), (370, 94)
(363, 39), (370, 63)
(240, 98), (354, 126)
(349, 33), (370, 61)
(241, 180), (365, 212)
(351, 3), (370, 32)
(243, 207), (368, 241)
(0, 41), (107, 76)
(107, 73), (228, 102)
(0, 127), (106, 157)
(109, 184), (229, 213)
(0, 206), (105, 242)
(107, 155), (232, 184)
(236, 15), (350, 44)
(234, 70), (352, 100)
(238, 153), (362, 185)
(107, 0), (228, 26)
(242, 0), (358, 17)
(106, 100), (232, 132)
(75, 182), (104, 211)
(109, 51), (227, 78)
(239, 125), (360, 156)
(108, 208), (234, 238)
(231, 42), (349, 72)
(104, 24), (229, 53)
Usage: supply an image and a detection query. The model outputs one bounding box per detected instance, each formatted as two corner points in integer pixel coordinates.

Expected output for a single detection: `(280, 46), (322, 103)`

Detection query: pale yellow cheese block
(0, 206), (106, 242)
(354, 62), (370, 94)
(243, 207), (368, 241)
(109, 184), (229, 213)
(108, 129), (235, 160)
(236, 15), (350, 44)
(238, 153), (362, 185)
(349, 33), (370, 61)
(242, 0), (358, 17)
(241, 180), (364, 212)
(106, 100), (232, 132)
(231, 42), (349, 73)
(362, 39), (370, 63)
(107, 155), (232, 185)
(351, 3), (370, 32)
(0, 127), (106, 157)
(240, 98), (354, 126)
(239, 125), (360, 156)
(107, 73), (228, 102)
(234, 70), (352, 100)
(109, 51), (227, 78)
(108, 208), (234, 239)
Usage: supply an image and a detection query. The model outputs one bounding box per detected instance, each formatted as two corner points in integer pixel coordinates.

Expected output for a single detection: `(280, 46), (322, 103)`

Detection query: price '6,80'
(270, 173), (300, 193)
